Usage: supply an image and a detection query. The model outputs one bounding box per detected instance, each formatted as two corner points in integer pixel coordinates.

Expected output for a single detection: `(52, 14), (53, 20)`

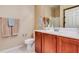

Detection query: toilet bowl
(25, 38), (34, 52)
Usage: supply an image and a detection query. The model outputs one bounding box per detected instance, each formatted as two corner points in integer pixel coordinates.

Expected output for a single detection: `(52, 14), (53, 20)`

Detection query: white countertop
(35, 29), (79, 39)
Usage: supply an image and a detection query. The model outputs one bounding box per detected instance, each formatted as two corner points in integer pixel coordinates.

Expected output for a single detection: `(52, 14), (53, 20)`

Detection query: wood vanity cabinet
(35, 32), (57, 53)
(35, 32), (42, 53)
(35, 31), (79, 53)
(57, 36), (79, 53)
(42, 33), (57, 53)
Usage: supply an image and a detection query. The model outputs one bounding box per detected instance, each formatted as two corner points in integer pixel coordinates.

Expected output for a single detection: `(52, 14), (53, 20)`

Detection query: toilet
(25, 38), (35, 52)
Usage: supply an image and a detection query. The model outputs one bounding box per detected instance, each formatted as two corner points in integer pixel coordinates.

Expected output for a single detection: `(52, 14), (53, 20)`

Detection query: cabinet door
(42, 33), (57, 53)
(51, 8), (55, 17)
(57, 36), (78, 53)
(55, 6), (60, 17)
(35, 32), (42, 53)
(51, 6), (60, 17)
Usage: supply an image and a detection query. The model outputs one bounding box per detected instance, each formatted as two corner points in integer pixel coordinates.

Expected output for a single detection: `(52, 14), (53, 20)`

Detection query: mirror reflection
(37, 5), (79, 30)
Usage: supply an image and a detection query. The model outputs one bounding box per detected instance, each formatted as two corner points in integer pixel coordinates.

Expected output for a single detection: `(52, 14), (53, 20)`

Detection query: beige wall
(60, 5), (75, 27)
(34, 6), (40, 30)
(0, 5), (34, 51)
(39, 6), (51, 17)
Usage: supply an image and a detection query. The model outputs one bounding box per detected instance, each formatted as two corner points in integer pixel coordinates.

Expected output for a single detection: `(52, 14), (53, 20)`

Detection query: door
(35, 32), (42, 53)
(42, 33), (57, 53)
(57, 36), (78, 53)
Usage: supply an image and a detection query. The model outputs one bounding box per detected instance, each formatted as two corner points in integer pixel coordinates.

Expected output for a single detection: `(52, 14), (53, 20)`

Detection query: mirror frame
(63, 5), (79, 27)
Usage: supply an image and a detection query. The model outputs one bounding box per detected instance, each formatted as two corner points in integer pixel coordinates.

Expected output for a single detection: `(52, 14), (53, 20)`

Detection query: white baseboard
(0, 45), (23, 53)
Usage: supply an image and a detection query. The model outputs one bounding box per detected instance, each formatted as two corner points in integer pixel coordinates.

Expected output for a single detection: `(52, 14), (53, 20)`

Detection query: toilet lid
(25, 38), (34, 43)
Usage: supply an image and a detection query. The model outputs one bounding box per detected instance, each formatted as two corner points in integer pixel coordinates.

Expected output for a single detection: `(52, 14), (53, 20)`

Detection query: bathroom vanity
(35, 28), (79, 53)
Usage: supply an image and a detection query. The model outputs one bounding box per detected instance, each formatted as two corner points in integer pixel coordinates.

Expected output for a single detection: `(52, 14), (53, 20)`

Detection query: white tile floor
(5, 44), (35, 53)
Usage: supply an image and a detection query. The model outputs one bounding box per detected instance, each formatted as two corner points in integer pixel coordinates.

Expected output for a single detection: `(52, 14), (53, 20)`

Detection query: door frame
(63, 5), (79, 27)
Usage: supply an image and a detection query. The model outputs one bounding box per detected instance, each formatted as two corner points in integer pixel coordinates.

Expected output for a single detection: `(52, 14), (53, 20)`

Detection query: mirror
(44, 5), (60, 28)
(63, 5), (79, 28)
(37, 5), (79, 29)
(38, 5), (60, 30)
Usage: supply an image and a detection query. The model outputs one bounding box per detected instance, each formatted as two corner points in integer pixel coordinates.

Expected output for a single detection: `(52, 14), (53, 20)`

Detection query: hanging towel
(7, 17), (15, 27)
